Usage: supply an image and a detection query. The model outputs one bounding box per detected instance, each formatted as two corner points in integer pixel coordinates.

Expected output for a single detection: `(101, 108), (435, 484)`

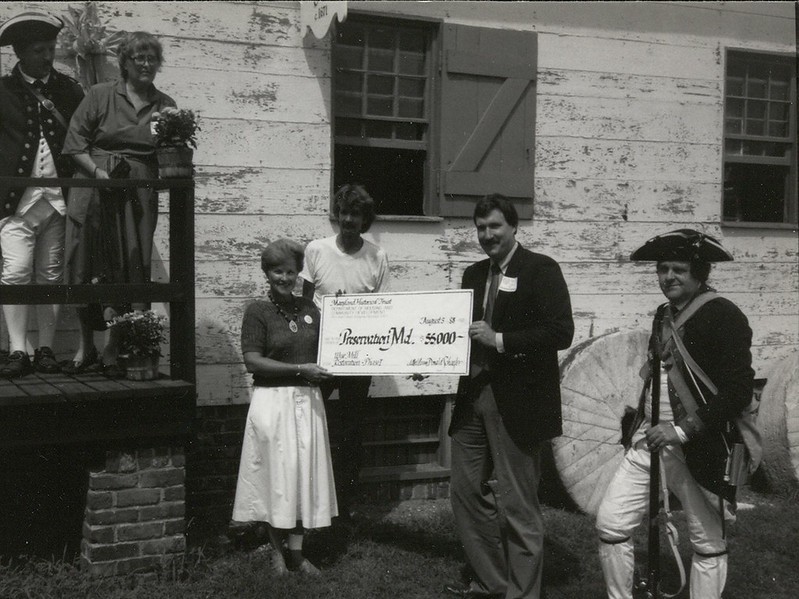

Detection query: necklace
(268, 291), (300, 333)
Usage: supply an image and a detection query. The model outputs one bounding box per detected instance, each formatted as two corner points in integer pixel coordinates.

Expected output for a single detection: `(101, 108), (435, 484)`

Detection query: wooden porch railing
(0, 176), (196, 445)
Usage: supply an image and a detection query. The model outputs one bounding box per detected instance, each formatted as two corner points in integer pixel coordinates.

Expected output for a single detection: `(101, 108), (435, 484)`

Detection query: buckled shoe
(34, 346), (61, 374)
(0, 351), (32, 378)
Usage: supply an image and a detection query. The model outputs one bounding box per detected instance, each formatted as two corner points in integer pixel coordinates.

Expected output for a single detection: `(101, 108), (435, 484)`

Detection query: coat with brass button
(0, 64), (85, 220)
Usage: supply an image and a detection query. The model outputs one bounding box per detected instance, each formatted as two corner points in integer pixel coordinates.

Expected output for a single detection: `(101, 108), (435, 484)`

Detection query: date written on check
(317, 290), (473, 375)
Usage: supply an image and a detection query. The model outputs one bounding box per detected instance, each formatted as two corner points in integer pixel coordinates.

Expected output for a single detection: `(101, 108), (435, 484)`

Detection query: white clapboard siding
(159, 37), (330, 78)
(1, 1), (795, 405)
(192, 166), (332, 215)
(185, 259), (799, 301)
(534, 178), (722, 223)
(93, 1), (317, 49)
(537, 95), (721, 144)
(184, 256), (799, 315)
(538, 70), (721, 105)
(535, 138), (720, 182)
(192, 120), (329, 168)
(156, 68), (330, 124)
(354, 1), (795, 50)
(157, 216), (798, 265)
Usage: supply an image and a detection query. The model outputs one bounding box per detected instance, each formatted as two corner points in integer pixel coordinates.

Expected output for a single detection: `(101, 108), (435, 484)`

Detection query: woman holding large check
(232, 239), (336, 576)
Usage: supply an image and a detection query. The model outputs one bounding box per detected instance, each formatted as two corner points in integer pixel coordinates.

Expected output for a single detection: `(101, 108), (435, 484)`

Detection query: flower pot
(122, 355), (160, 381)
(156, 146), (194, 179)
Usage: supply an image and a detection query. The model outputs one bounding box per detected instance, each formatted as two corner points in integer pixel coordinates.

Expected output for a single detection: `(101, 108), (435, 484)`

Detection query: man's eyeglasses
(131, 54), (159, 66)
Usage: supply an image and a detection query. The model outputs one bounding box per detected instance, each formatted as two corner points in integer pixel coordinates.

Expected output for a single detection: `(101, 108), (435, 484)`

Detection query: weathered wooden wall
(1, 2), (796, 406)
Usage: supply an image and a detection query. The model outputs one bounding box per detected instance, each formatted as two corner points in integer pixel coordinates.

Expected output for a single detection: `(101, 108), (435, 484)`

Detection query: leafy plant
(154, 108), (201, 149)
(60, 1), (125, 59)
(108, 310), (167, 357)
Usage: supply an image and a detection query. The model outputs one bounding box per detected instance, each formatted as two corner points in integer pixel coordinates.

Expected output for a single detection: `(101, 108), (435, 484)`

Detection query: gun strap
(659, 455), (687, 598)
(665, 298), (719, 395)
(660, 293), (721, 422)
(22, 78), (70, 131)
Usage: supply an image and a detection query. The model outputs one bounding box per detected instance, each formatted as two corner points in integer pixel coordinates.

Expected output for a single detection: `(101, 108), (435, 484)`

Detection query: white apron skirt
(232, 385), (338, 529)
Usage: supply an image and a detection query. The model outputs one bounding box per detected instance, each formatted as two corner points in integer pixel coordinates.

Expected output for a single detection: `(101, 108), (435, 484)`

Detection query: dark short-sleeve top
(62, 79), (176, 157)
(241, 297), (322, 387)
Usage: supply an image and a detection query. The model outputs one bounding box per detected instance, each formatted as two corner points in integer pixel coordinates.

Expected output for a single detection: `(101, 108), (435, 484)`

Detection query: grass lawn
(0, 487), (797, 598)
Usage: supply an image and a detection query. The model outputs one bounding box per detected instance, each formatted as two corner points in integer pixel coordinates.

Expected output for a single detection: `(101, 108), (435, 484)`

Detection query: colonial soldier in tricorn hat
(0, 11), (85, 377)
(595, 229), (757, 599)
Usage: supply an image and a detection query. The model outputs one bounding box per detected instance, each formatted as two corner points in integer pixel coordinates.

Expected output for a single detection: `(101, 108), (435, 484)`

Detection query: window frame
(331, 11), (443, 221)
(722, 47), (798, 228)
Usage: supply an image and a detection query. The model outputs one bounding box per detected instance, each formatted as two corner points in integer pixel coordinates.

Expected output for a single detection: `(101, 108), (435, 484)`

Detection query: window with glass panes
(723, 50), (797, 224)
(333, 16), (433, 216)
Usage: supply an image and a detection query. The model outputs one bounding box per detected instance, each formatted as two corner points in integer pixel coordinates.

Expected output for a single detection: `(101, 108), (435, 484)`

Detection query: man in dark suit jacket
(448, 194), (574, 599)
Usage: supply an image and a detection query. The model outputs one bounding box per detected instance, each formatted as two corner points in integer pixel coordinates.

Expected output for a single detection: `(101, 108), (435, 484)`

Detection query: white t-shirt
(301, 235), (391, 308)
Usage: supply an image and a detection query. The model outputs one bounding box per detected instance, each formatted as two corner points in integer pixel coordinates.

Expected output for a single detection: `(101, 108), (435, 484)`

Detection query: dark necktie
(32, 79), (45, 91)
(483, 262), (502, 326)
(471, 262), (502, 377)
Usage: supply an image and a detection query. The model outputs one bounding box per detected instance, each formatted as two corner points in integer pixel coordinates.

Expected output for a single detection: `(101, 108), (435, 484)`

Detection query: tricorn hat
(0, 12), (63, 47)
(630, 229), (734, 262)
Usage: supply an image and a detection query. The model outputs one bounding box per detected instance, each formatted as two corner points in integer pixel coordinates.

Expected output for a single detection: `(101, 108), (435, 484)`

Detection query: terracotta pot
(122, 355), (160, 381)
(156, 146), (194, 178)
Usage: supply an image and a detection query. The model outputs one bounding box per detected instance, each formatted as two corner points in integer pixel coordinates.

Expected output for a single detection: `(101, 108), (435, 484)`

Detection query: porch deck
(0, 370), (195, 446)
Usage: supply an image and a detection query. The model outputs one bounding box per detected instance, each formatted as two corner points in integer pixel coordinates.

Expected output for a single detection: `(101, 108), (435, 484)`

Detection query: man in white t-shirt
(301, 184), (390, 520)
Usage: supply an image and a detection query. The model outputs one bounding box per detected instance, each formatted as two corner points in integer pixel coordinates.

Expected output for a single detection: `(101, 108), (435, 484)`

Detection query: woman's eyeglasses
(131, 54), (159, 66)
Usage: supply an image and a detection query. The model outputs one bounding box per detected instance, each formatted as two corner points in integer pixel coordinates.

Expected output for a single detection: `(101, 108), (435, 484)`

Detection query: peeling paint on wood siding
(535, 138), (721, 182)
(187, 260), (799, 302)
(153, 218), (797, 267)
(537, 70), (721, 104)
(195, 121), (329, 168)
(156, 70), (329, 122)
(158, 38), (330, 78)
(353, 1), (795, 48)
(192, 167), (330, 215)
(537, 96), (720, 144)
(4, 2), (793, 405)
(534, 179), (720, 222)
(538, 35), (722, 81)
(94, 2), (320, 49)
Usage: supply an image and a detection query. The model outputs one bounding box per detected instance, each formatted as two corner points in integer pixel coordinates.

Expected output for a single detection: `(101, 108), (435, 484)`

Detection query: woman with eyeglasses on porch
(60, 31), (177, 377)
(232, 239), (337, 577)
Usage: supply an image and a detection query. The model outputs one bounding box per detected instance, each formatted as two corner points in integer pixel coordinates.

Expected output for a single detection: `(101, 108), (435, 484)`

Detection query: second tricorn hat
(630, 229), (734, 262)
(0, 12), (63, 47)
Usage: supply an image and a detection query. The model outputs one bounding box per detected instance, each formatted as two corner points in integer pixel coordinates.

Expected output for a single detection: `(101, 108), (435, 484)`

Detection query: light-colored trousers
(0, 199), (65, 285)
(596, 439), (730, 599)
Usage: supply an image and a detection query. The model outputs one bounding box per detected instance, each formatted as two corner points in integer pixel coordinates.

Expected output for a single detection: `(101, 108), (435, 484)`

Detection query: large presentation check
(318, 290), (473, 375)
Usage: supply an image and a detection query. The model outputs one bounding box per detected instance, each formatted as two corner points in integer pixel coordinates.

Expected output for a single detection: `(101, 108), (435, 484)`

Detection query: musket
(644, 343), (662, 599)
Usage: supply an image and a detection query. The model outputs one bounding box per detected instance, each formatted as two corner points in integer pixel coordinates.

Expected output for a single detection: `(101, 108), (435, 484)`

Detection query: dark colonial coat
(654, 294), (755, 501)
(0, 64), (85, 219)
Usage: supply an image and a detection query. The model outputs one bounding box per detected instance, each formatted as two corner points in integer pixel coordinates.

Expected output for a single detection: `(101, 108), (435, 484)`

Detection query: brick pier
(82, 446), (187, 576)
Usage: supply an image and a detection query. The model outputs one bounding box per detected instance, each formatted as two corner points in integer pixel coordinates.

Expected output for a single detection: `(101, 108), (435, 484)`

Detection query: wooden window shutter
(437, 25), (537, 218)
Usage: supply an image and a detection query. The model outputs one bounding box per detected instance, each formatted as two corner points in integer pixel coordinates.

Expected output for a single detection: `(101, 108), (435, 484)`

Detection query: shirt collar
(115, 77), (159, 104)
(18, 67), (50, 86)
(493, 242), (519, 274)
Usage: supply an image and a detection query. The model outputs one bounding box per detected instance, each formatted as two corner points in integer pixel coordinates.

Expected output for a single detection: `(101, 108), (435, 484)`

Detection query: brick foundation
(81, 447), (187, 576)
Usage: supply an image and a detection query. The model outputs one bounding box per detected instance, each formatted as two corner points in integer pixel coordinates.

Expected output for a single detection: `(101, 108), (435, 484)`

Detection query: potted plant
(108, 310), (167, 380)
(153, 107), (200, 178)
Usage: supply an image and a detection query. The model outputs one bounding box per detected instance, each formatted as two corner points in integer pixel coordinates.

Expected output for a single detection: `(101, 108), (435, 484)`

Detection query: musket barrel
(647, 350), (661, 598)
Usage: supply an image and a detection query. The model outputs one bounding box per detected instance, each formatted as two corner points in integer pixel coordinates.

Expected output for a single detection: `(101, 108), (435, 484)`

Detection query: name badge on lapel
(499, 276), (517, 293)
